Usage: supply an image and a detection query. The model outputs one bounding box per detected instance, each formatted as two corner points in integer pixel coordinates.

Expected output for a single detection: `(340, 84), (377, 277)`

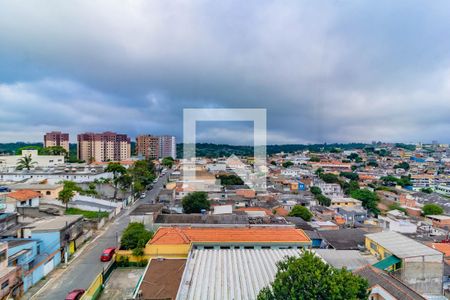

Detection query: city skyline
(1, 1), (450, 144)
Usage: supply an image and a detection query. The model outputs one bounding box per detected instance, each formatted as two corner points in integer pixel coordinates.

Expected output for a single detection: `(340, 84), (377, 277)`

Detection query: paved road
(32, 172), (169, 300)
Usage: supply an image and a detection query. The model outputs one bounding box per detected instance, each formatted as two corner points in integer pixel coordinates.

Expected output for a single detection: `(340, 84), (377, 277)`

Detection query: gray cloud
(1, 1), (450, 143)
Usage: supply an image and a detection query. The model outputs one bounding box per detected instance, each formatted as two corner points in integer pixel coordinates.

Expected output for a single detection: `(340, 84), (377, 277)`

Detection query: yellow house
(117, 226), (312, 262)
(330, 197), (362, 208)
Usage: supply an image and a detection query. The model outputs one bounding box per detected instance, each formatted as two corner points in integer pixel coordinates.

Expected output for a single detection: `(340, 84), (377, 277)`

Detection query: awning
(373, 255), (401, 271)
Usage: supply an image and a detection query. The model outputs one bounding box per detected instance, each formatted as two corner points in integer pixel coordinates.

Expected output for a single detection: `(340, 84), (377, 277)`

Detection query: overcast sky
(1, 1), (450, 144)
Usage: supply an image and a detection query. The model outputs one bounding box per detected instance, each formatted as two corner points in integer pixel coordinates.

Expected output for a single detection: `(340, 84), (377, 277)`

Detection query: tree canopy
(350, 189), (379, 215)
(162, 156), (175, 168)
(282, 161), (294, 168)
(423, 203), (444, 215)
(288, 205), (313, 221)
(218, 174), (244, 186)
(258, 251), (368, 300)
(182, 191), (210, 213)
(310, 186), (322, 196)
(120, 222), (153, 251)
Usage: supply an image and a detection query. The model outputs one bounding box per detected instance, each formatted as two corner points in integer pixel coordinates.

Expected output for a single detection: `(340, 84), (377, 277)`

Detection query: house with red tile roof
(5, 190), (41, 212)
(135, 227), (312, 259)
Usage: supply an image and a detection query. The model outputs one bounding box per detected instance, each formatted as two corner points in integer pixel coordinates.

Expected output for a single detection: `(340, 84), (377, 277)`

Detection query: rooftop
(138, 258), (186, 300)
(177, 248), (301, 300)
(29, 215), (83, 232)
(149, 227), (311, 245)
(365, 231), (442, 259)
(319, 228), (366, 250)
(130, 204), (163, 215)
(354, 265), (425, 300)
(7, 190), (41, 201)
(427, 215), (450, 220)
(315, 249), (377, 270)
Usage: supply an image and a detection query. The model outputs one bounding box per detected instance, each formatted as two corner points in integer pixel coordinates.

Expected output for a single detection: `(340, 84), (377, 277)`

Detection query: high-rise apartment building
(77, 132), (131, 163)
(159, 135), (176, 159)
(44, 131), (70, 152)
(136, 135), (176, 159)
(136, 135), (160, 159)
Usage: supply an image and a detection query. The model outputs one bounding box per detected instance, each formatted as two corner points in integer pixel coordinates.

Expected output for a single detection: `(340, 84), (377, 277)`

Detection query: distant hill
(175, 143), (369, 158)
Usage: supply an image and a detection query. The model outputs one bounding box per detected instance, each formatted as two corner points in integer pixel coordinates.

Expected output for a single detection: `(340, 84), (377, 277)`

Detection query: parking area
(99, 268), (144, 300)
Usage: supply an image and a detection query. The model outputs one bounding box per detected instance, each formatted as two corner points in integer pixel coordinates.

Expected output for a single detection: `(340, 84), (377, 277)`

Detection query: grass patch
(65, 208), (109, 219)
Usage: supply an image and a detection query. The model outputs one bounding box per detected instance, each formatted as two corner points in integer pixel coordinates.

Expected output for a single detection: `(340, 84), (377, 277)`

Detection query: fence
(80, 258), (116, 300)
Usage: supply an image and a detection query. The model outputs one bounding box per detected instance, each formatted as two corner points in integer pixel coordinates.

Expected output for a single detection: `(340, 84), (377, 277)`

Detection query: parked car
(100, 247), (116, 262)
(0, 187), (10, 192)
(65, 289), (85, 300)
(140, 193), (146, 199)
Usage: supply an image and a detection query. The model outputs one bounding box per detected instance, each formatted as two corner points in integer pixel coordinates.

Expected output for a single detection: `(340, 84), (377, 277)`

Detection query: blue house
(2, 215), (83, 292)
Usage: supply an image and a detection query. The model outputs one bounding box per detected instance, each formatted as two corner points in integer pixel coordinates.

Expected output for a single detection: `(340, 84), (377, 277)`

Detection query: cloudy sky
(1, 1), (450, 144)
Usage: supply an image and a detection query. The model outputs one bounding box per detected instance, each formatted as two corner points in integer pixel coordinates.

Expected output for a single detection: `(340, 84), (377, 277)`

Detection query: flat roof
(177, 249), (301, 300)
(427, 215), (450, 220)
(30, 215), (83, 232)
(149, 227), (311, 245)
(315, 249), (377, 270)
(365, 231), (442, 259)
(139, 258), (186, 300)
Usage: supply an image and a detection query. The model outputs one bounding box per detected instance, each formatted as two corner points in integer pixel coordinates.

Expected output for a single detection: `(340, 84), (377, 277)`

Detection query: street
(30, 172), (169, 300)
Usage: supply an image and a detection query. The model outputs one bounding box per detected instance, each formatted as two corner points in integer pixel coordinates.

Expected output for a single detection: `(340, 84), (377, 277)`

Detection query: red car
(100, 247), (116, 262)
(65, 289), (85, 300)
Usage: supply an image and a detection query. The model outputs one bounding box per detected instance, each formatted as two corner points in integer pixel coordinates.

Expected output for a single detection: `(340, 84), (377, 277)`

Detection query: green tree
(423, 203), (444, 216)
(310, 186), (322, 196)
(120, 222), (153, 250)
(43, 146), (68, 157)
(218, 174), (244, 186)
(340, 172), (359, 181)
(420, 187), (433, 194)
(320, 173), (340, 184)
(16, 154), (37, 170)
(288, 205), (313, 221)
(182, 191), (210, 213)
(394, 162), (410, 170)
(162, 156), (175, 168)
(309, 156), (320, 162)
(316, 194), (331, 207)
(105, 162), (127, 199)
(58, 188), (75, 210)
(270, 161), (277, 166)
(257, 251), (368, 300)
(350, 189), (379, 215)
(282, 161), (294, 168)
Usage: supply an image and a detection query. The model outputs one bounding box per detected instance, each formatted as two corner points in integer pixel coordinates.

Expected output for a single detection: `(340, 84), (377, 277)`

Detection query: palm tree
(16, 154), (37, 170)
(58, 188), (75, 210)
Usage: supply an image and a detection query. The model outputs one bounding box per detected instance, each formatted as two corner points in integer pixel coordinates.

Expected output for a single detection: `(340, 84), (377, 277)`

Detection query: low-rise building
(5, 190), (41, 213)
(330, 197), (362, 208)
(426, 215), (450, 229)
(0, 150), (65, 172)
(365, 231), (443, 296)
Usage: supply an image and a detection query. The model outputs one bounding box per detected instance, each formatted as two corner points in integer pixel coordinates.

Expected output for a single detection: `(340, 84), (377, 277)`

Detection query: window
(370, 242), (377, 251)
(0, 251), (6, 263)
(46, 191), (51, 195)
(1, 280), (8, 290)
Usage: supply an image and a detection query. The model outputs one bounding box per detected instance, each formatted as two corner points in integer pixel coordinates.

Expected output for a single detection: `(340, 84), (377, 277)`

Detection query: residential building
(136, 135), (160, 159)
(43, 131), (69, 152)
(330, 197), (362, 208)
(135, 227), (311, 259)
(135, 135), (176, 159)
(159, 135), (176, 159)
(354, 265), (426, 300)
(0, 150), (65, 171)
(365, 231), (443, 296)
(0, 242), (20, 299)
(77, 132), (131, 162)
(426, 215), (450, 229)
(5, 190), (41, 213)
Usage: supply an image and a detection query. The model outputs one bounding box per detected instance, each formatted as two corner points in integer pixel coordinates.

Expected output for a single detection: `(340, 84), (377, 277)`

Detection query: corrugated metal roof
(365, 231), (442, 258)
(176, 248), (301, 300)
